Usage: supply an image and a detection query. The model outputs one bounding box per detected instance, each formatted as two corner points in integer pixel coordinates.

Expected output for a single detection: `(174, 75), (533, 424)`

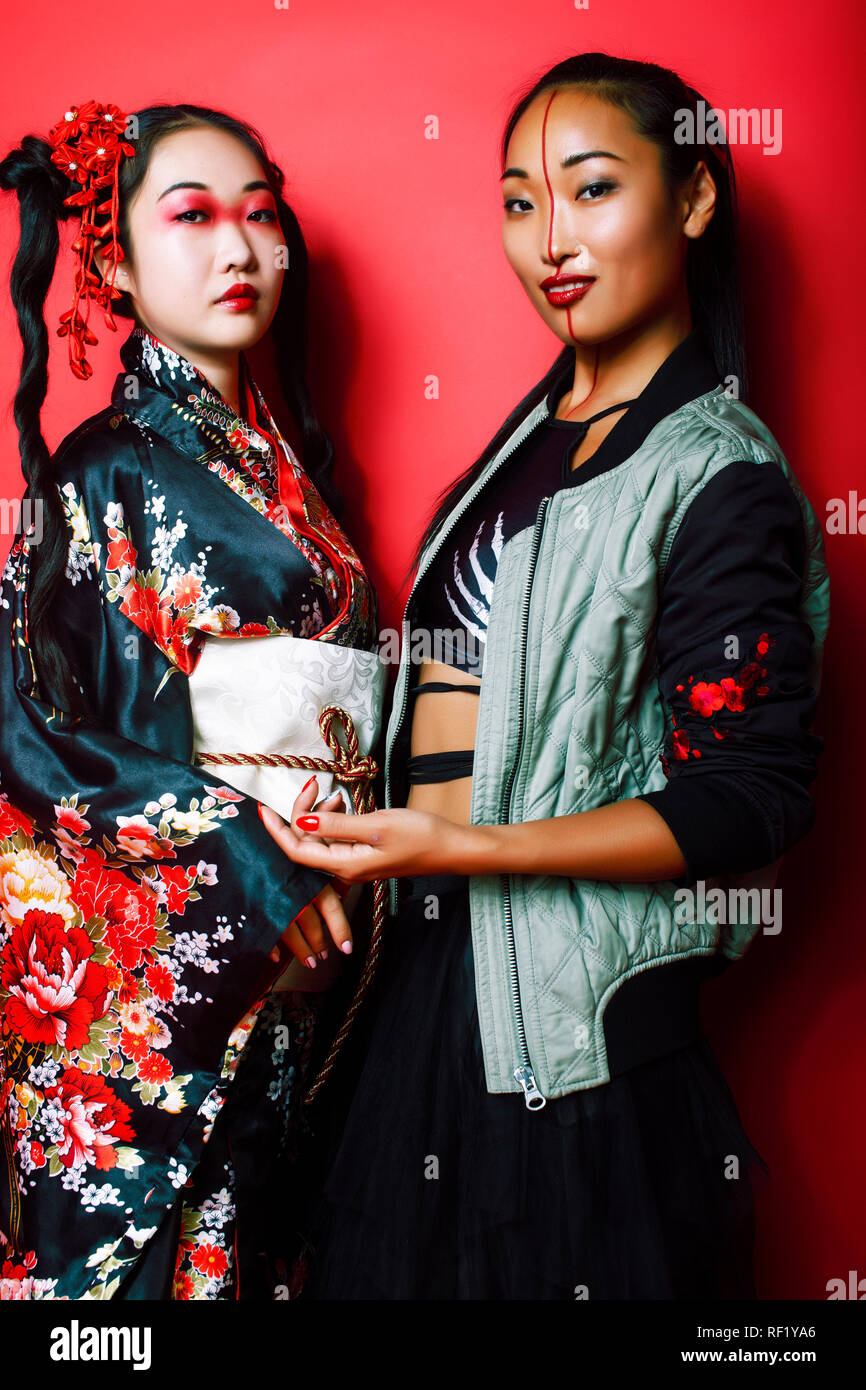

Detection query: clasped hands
(258, 776), (484, 968)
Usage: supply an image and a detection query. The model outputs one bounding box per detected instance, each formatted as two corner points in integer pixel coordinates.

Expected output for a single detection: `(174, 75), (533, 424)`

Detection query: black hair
(0, 103), (341, 716)
(406, 51), (746, 584)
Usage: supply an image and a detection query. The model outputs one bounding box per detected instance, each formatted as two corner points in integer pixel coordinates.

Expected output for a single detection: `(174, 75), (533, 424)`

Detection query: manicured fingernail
(302, 775), (316, 793)
(257, 803), (265, 821)
(304, 955), (317, 969)
(296, 816), (319, 831)
(317, 949), (329, 960)
(340, 941), (353, 954)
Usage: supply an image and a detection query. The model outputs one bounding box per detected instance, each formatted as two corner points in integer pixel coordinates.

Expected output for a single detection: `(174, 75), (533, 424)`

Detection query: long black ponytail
(0, 103), (341, 716)
(407, 51), (747, 582)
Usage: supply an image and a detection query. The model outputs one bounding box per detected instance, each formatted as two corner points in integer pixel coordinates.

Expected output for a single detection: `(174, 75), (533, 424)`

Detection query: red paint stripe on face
(540, 89), (558, 265)
(541, 88), (581, 348)
(540, 85), (598, 391)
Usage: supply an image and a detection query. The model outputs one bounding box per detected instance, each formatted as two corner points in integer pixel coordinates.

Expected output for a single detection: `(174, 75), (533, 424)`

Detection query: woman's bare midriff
(405, 658), (480, 823)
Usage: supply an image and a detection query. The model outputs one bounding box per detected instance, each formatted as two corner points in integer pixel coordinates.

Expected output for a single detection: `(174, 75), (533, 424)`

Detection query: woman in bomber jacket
(261, 53), (831, 1300)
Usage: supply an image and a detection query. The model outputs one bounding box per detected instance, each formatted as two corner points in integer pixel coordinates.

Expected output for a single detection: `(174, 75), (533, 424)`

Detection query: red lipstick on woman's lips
(215, 282), (260, 311)
(541, 274), (596, 308)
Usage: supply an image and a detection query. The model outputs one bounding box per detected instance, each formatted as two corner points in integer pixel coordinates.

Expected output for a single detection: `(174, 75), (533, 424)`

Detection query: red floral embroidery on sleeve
(659, 632), (776, 776)
(98, 508), (205, 676)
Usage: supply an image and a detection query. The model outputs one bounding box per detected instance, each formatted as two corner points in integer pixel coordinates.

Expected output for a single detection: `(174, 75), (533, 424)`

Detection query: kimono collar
(110, 324), (282, 468)
(107, 324), (377, 650)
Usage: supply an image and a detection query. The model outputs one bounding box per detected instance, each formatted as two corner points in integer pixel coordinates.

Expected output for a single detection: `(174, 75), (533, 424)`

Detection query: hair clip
(48, 102), (136, 379)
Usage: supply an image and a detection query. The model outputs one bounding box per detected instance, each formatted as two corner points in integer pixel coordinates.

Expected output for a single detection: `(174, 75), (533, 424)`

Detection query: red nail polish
(301, 775), (316, 793)
(296, 815), (319, 831)
(257, 803), (264, 821)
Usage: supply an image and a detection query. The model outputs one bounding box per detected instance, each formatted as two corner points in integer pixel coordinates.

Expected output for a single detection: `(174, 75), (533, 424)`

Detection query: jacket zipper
(382, 414), (551, 1109)
(498, 494), (551, 1110)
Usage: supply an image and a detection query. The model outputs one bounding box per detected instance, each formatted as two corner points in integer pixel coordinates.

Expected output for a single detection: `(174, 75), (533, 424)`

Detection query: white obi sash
(188, 633), (386, 991)
(188, 632), (386, 819)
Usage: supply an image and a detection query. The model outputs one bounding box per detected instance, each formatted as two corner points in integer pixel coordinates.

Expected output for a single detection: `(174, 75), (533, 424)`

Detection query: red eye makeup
(158, 191), (278, 226)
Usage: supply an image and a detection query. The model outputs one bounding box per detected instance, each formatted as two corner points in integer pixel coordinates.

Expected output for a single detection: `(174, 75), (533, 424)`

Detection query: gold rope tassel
(194, 704), (387, 1106)
(0, 1035), (43, 1251)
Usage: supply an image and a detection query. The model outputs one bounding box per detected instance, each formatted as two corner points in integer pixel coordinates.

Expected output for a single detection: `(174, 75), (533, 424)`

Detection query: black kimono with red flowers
(0, 326), (378, 1299)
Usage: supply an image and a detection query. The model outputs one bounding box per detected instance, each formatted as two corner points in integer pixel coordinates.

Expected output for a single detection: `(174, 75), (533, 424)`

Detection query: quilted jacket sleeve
(636, 459), (825, 882)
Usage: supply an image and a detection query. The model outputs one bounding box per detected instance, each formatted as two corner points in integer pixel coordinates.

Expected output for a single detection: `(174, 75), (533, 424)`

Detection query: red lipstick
(541, 274), (595, 308)
(215, 283), (259, 311)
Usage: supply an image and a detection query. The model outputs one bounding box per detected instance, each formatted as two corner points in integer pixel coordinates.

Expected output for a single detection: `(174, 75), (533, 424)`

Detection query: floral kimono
(0, 325), (381, 1299)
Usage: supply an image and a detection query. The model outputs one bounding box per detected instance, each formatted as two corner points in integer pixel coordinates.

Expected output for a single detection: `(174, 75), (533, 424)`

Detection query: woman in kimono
(0, 101), (384, 1299)
(261, 54), (830, 1298)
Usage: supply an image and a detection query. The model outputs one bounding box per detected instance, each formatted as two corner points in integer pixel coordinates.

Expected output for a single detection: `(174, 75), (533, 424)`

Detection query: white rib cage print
(443, 511), (505, 644)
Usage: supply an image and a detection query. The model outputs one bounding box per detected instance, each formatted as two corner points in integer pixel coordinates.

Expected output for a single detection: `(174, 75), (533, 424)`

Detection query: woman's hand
(262, 776), (353, 969)
(288, 773), (345, 837)
(259, 796), (691, 885)
(270, 880), (353, 968)
(286, 773), (353, 889)
(258, 802), (494, 882)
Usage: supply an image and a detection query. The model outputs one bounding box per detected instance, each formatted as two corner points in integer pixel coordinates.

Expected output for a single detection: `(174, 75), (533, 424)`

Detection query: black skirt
(307, 873), (770, 1300)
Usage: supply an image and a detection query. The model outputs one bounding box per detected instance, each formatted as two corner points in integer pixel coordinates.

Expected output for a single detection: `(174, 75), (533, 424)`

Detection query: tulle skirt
(308, 873), (769, 1301)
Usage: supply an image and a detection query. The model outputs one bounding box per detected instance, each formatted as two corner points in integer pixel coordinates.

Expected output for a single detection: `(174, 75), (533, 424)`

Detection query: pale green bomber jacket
(383, 359), (830, 1107)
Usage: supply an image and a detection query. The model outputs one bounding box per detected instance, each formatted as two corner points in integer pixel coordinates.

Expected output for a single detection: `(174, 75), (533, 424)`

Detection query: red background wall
(0, 0), (860, 1299)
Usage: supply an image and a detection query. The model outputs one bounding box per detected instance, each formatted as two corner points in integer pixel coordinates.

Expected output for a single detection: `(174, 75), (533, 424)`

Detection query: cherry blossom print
(688, 682), (725, 717)
(96, 501), (211, 676)
(661, 632), (776, 771)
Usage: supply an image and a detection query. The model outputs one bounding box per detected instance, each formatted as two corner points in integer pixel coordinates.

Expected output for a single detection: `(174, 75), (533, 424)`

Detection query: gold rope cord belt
(193, 703), (385, 1107)
(0, 1035), (28, 1250)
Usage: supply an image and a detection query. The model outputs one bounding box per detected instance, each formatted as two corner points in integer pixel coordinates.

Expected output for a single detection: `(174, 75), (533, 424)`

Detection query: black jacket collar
(543, 329), (723, 485)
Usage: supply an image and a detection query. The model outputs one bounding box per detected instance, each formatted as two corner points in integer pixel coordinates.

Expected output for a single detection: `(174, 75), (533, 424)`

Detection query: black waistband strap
(407, 749), (475, 783)
(410, 682), (482, 695)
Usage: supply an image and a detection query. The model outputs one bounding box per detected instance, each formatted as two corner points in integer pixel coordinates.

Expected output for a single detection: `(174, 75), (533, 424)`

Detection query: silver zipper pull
(514, 1064), (547, 1110)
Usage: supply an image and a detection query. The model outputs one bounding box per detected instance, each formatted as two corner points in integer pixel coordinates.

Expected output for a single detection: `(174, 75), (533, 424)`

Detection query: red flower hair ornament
(47, 101), (136, 380)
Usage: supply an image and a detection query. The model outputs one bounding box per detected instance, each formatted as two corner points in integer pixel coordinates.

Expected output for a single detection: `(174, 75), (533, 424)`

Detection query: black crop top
(407, 387), (634, 785)
(412, 394), (634, 678)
